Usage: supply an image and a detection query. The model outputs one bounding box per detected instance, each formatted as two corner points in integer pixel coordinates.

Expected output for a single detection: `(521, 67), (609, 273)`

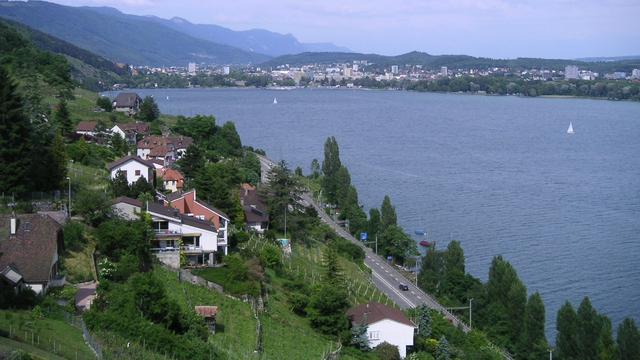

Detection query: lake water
(112, 88), (640, 338)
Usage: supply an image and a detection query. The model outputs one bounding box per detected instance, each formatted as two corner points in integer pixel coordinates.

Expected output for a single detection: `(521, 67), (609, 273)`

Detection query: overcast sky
(49, 0), (640, 59)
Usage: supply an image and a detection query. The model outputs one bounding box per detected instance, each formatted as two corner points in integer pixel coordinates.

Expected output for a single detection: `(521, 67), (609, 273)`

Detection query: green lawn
(0, 310), (95, 359)
(191, 267), (260, 297)
(0, 336), (66, 360)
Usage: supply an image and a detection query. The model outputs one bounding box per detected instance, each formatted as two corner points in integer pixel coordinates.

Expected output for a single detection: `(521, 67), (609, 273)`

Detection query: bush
(63, 221), (86, 251)
(288, 292), (309, 316)
(374, 342), (401, 360)
(96, 96), (113, 112)
(74, 188), (112, 226)
(332, 237), (365, 263)
(260, 244), (282, 269)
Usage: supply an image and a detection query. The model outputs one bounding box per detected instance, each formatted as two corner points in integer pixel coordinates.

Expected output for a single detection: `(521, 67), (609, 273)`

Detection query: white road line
(372, 270), (416, 308)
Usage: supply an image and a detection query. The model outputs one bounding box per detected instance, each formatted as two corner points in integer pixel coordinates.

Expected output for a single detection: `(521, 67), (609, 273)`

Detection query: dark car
(399, 283), (409, 291)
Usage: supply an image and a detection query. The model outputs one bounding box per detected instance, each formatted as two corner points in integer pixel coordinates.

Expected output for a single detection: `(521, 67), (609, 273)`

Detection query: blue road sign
(360, 232), (368, 241)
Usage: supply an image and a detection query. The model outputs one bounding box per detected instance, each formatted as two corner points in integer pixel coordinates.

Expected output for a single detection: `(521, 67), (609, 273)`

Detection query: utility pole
(284, 204), (287, 239)
(66, 177), (71, 216)
(469, 298), (473, 328)
(548, 349), (553, 360)
(374, 233), (378, 255)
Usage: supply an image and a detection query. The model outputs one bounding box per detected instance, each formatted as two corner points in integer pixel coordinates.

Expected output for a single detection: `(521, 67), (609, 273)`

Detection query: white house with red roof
(347, 302), (416, 358)
(107, 155), (155, 186)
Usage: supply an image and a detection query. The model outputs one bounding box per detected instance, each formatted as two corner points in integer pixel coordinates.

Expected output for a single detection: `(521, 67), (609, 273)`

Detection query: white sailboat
(273, 97), (278, 104)
(567, 122), (574, 134)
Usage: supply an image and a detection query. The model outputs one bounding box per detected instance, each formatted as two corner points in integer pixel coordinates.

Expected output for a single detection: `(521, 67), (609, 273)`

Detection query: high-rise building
(391, 65), (399, 74)
(343, 66), (353, 78)
(223, 66), (230, 75)
(564, 65), (579, 80)
(188, 62), (197, 75)
(352, 64), (359, 72)
(441, 66), (448, 77)
(631, 69), (640, 79)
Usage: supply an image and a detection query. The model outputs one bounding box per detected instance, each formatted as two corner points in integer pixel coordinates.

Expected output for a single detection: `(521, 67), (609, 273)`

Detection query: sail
(567, 122), (574, 134)
(273, 98), (278, 104)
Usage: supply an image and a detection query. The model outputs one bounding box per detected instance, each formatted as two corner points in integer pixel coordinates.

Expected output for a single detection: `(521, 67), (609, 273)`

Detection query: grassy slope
(0, 310), (94, 359)
(0, 336), (66, 360)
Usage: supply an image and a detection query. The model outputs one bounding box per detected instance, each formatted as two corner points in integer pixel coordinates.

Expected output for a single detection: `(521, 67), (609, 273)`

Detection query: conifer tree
(556, 301), (579, 360)
(380, 195), (397, 230)
(321, 136), (341, 203)
(617, 318), (640, 360)
(576, 297), (600, 360)
(435, 336), (451, 360)
(519, 292), (548, 360)
(0, 67), (32, 195)
(416, 304), (432, 338)
(54, 99), (72, 136)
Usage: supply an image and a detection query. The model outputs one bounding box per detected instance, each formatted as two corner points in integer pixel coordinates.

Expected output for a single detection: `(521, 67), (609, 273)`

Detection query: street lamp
(548, 349), (553, 360)
(66, 177), (71, 216)
(469, 298), (474, 328)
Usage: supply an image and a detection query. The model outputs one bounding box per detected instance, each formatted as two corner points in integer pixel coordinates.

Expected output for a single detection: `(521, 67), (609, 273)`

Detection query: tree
(54, 99), (72, 136)
(351, 323), (369, 350)
(310, 158), (321, 178)
(74, 188), (112, 226)
(96, 96), (112, 112)
(556, 301), (579, 360)
(416, 304), (432, 338)
(597, 315), (616, 360)
(379, 224), (417, 264)
(0, 67), (32, 195)
(110, 133), (128, 157)
(374, 342), (401, 360)
(213, 122), (243, 157)
(617, 318), (640, 360)
(322, 246), (343, 287)
(308, 284), (350, 336)
(380, 195), (397, 231)
(321, 136), (342, 204)
(519, 292), (548, 360)
(129, 177), (154, 199)
(177, 144), (204, 181)
(260, 160), (304, 232)
(368, 208), (381, 238)
(576, 297), (600, 360)
(110, 170), (130, 197)
(435, 336), (451, 360)
(137, 96), (159, 122)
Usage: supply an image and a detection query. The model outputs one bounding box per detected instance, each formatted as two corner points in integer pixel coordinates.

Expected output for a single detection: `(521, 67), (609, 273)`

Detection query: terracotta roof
(159, 169), (184, 182)
(115, 122), (149, 133)
(107, 155), (155, 171)
(347, 302), (415, 328)
(164, 190), (230, 221)
(75, 121), (98, 132)
(194, 306), (218, 317)
(0, 214), (62, 283)
(114, 92), (141, 108)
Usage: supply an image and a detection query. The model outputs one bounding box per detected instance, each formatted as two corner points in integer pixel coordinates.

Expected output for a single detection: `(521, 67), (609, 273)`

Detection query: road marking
(372, 270), (416, 308)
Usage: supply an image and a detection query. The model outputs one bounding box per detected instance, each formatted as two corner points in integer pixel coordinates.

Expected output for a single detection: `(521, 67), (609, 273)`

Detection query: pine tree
(380, 195), (397, 231)
(177, 144), (204, 181)
(617, 318), (640, 360)
(435, 336), (451, 360)
(519, 292), (548, 360)
(556, 301), (579, 360)
(321, 136), (341, 203)
(310, 158), (320, 178)
(368, 208), (381, 238)
(137, 96), (159, 122)
(48, 132), (68, 190)
(322, 246), (343, 287)
(576, 297), (600, 360)
(416, 304), (432, 338)
(350, 323), (369, 350)
(54, 99), (72, 136)
(0, 67), (33, 195)
(110, 170), (130, 197)
(597, 315), (616, 360)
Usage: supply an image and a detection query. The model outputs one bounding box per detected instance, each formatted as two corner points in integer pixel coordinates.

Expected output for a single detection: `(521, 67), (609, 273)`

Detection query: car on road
(398, 283), (409, 291)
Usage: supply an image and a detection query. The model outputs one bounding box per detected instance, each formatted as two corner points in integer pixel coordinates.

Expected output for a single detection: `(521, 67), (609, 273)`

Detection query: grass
(0, 310), (95, 360)
(155, 268), (259, 360)
(68, 161), (109, 192)
(0, 336), (66, 360)
(192, 267), (260, 297)
(63, 236), (96, 284)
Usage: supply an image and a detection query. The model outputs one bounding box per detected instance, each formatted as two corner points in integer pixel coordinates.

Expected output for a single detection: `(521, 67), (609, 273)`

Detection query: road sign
(360, 232), (368, 241)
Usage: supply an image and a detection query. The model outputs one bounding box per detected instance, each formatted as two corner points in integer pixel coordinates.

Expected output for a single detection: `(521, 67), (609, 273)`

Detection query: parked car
(399, 283), (409, 291)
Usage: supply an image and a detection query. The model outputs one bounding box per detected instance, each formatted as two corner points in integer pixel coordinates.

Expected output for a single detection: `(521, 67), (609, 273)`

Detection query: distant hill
(576, 55), (640, 62)
(0, 1), (270, 66)
(262, 51), (640, 73)
(143, 15), (350, 57)
(0, 18), (128, 92)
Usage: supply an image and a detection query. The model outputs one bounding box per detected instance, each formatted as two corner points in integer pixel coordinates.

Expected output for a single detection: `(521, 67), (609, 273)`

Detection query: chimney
(10, 217), (17, 235)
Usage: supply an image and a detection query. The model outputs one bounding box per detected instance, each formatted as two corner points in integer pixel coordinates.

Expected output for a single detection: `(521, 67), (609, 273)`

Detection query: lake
(110, 87), (640, 338)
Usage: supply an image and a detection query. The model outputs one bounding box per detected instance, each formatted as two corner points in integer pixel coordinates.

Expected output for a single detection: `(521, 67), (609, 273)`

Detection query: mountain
(262, 50), (640, 72)
(0, 1), (270, 66)
(576, 55), (640, 62)
(0, 18), (125, 91)
(142, 15), (350, 57)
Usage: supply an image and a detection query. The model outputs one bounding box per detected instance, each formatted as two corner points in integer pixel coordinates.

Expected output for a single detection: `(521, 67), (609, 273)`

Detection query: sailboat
(567, 122), (575, 134)
(273, 97), (278, 105)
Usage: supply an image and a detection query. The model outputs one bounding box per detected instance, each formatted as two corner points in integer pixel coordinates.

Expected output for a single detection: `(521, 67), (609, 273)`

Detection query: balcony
(181, 245), (203, 254)
(154, 229), (182, 238)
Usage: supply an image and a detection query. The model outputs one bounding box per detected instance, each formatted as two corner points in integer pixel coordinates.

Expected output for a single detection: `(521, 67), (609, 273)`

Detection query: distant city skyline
(49, 0), (640, 59)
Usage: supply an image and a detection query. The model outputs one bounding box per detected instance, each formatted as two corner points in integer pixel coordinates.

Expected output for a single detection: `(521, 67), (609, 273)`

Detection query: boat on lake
(567, 122), (574, 134)
(273, 97), (278, 104)
(419, 240), (432, 247)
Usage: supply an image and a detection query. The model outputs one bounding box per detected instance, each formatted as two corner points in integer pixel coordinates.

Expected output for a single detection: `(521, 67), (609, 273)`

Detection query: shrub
(374, 342), (401, 360)
(63, 221), (86, 251)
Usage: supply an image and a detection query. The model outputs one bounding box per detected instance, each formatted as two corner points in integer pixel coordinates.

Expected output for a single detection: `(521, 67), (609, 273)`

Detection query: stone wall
(155, 251), (180, 269)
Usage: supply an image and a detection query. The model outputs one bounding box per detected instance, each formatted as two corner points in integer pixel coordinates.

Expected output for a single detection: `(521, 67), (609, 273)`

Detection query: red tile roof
(347, 302), (415, 327)
(75, 121), (98, 132)
(194, 306), (218, 318)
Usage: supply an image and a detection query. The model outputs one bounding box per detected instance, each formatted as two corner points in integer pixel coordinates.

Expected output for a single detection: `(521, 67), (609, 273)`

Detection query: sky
(49, 0), (640, 59)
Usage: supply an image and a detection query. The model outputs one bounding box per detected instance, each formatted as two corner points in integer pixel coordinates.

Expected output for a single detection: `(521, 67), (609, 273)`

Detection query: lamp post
(66, 177), (71, 216)
(548, 349), (553, 360)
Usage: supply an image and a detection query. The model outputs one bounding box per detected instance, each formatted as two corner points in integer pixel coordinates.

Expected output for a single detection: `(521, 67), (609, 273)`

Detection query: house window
(135, 170), (141, 176)
(368, 331), (380, 340)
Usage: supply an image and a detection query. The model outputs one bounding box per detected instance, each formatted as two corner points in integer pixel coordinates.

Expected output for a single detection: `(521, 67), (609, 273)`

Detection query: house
(158, 168), (184, 193)
(239, 184), (269, 233)
(113, 92), (142, 115)
(347, 302), (416, 358)
(137, 135), (193, 166)
(0, 214), (65, 295)
(75, 121), (99, 137)
(111, 122), (150, 144)
(163, 190), (229, 254)
(194, 306), (218, 334)
(107, 155), (155, 186)
(112, 197), (221, 267)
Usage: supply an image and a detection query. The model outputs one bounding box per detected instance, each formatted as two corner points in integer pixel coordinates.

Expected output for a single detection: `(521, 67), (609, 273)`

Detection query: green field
(0, 310), (95, 359)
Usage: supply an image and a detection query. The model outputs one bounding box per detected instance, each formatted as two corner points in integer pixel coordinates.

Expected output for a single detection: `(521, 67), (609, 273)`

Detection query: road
(257, 155), (469, 331)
